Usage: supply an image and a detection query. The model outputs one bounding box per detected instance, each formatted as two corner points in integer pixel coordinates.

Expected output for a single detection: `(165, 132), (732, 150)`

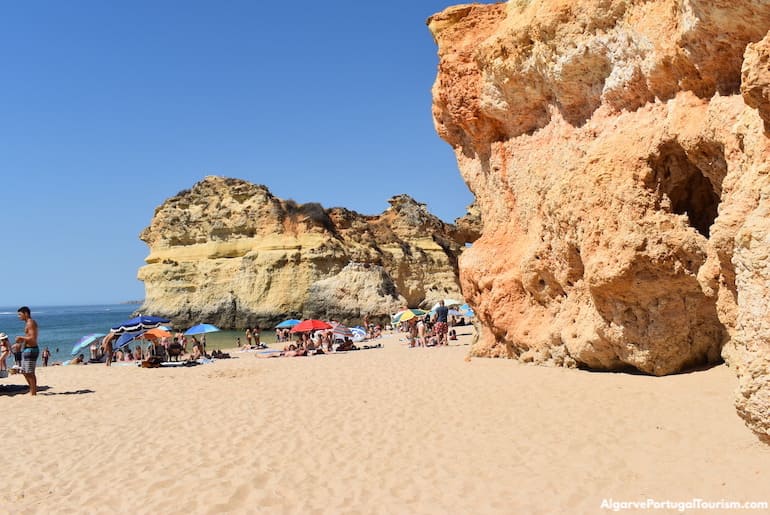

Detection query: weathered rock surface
(137, 177), (470, 328)
(429, 0), (770, 441)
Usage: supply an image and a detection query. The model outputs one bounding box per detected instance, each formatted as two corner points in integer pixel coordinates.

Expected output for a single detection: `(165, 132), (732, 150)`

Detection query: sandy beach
(2, 328), (769, 514)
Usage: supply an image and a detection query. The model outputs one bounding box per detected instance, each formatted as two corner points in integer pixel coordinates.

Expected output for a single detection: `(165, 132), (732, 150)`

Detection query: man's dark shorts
(21, 346), (39, 374)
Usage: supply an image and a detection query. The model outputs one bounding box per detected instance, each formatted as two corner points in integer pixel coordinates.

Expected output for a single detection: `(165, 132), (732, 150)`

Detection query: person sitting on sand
(70, 354), (85, 365)
(190, 342), (203, 361)
(449, 329), (458, 341)
(337, 338), (358, 352)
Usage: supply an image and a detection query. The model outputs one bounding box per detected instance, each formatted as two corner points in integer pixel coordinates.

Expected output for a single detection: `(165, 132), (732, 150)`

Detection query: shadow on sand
(0, 385), (95, 397)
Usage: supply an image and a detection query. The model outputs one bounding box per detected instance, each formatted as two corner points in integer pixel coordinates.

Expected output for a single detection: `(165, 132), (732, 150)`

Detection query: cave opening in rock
(645, 141), (723, 238)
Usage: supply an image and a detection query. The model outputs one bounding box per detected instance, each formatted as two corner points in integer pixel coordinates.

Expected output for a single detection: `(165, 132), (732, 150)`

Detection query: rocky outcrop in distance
(137, 176), (473, 329)
(429, 0), (770, 442)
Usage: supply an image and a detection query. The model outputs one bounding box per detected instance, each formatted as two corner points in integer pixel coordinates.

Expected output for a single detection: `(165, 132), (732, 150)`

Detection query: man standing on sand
(101, 332), (115, 366)
(434, 300), (449, 346)
(16, 306), (39, 395)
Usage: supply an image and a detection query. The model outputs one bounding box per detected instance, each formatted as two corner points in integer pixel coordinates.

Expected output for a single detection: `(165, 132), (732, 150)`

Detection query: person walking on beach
(42, 347), (50, 366)
(16, 306), (39, 395)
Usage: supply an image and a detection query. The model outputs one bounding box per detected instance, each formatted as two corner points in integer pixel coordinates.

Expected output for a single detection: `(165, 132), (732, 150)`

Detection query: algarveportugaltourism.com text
(600, 498), (769, 512)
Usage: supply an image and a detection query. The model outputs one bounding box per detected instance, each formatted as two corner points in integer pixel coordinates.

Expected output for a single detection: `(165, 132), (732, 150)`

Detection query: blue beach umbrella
(184, 323), (221, 336)
(70, 333), (105, 356)
(275, 319), (301, 329)
(350, 326), (367, 342)
(114, 330), (147, 351)
(111, 315), (170, 334)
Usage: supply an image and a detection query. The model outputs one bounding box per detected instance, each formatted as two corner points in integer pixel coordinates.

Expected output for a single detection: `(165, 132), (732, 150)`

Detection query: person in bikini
(0, 333), (10, 375)
(15, 306), (39, 395)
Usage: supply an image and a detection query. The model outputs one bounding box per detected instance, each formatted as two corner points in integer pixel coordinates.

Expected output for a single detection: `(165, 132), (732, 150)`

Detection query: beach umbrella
(110, 315), (170, 334)
(350, 326), (367, 342)
(113, 330), (146, 351)
(70, 333), (105, 356)
(392, 309), (427, 324)
(290, 319), (333, 333)
(143, 328), (172, 340)
(184, 323), (221, 336)
(332, 324), (354, 341)
(275, 319), (301, 329)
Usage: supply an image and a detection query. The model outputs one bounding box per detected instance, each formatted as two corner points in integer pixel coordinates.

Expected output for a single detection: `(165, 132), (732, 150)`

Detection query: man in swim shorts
(16, 306), (39, 395)
(434, 300), (450, 346)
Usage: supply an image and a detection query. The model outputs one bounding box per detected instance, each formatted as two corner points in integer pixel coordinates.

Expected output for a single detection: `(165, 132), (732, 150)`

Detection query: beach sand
(2, 328), (769, 514)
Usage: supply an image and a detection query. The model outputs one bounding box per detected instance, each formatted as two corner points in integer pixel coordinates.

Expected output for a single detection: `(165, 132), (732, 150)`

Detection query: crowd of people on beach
(96, 331), (231, 368)
(0, 300), (474, 394)
(387, 300), (470, 348)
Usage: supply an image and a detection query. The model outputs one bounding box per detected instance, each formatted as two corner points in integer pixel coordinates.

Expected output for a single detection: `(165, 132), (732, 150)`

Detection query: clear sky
(1, 1), (494, 307)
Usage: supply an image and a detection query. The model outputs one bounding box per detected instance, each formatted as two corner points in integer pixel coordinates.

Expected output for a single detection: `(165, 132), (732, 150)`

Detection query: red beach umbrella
(290, 319), (333, 333)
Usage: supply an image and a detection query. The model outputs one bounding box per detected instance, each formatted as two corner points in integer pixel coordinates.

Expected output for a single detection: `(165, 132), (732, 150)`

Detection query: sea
(0, 304), (271, 364)
(0, 304), (136, 364)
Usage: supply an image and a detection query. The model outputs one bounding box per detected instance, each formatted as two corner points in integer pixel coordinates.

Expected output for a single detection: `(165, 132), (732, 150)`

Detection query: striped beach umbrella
(332, 325), (354, 341)
(110, 315), (170, 334)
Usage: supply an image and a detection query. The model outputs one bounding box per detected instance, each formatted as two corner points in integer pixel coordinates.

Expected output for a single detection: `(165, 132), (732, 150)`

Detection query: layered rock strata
(138, 177), (470, 328)
(429, 0), (770, 441)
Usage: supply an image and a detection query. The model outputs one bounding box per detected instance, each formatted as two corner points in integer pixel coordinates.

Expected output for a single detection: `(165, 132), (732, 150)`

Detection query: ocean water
(0, 304), (137, 364)
(0, 304), (276, 365)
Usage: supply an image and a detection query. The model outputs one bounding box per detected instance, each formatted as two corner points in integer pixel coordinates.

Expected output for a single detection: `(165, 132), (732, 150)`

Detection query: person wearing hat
(0, 333), (10, 376)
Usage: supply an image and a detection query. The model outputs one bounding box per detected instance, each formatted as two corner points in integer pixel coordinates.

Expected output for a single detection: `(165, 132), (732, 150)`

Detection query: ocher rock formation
(137, 176), (469, 328)
(429, 0), (770, 441)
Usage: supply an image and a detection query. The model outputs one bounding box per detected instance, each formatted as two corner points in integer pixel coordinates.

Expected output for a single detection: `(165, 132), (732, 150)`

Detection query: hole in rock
(645, 141), (724, 238)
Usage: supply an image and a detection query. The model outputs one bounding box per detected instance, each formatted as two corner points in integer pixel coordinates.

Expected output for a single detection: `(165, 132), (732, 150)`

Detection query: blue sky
(1, 1), (492, 306)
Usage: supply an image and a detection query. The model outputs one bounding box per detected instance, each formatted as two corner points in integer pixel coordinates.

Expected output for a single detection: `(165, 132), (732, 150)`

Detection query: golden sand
(3, 328), (769, 514)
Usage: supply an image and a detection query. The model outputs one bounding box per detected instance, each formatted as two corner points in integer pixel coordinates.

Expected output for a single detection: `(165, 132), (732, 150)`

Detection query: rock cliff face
(429, 0), (770, 441)
(137, 177), (469, 328)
